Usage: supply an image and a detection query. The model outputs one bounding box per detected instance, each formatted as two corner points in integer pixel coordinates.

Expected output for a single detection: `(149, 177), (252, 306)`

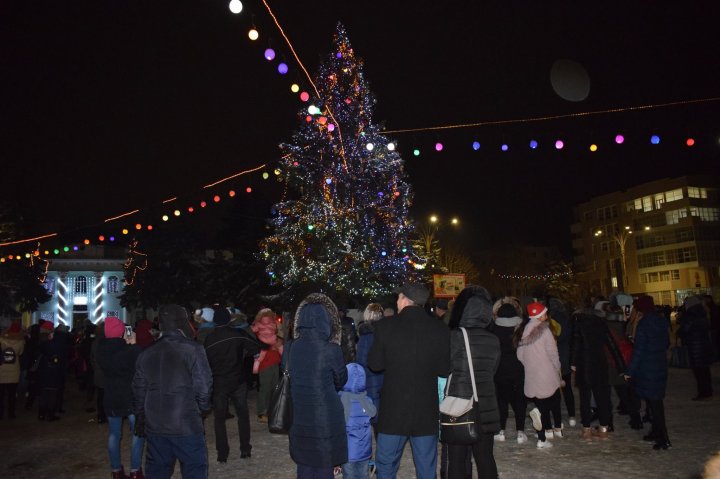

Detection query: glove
(134, 414), (146, 438)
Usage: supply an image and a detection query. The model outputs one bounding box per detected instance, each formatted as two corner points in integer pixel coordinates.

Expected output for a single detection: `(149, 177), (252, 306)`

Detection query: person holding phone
(98, 316), (145, 478)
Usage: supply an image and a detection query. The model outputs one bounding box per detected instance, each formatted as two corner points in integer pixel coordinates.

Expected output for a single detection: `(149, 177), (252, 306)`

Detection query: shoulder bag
(267, 343), (293, 434)
(439, 327), (479, 445)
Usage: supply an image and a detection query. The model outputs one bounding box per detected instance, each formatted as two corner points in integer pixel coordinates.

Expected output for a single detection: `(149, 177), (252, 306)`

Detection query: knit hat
(497, 303), (519, 318)
(213, 306), (231, 326)
(40, 320), (54, 332)
(527, 302), (548, 320)
(634, 296), (655, 313)
(104, 316), (125, 339)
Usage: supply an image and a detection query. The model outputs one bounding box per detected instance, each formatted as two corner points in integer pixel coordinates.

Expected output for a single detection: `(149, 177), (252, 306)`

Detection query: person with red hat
(515, 302), (563, 449)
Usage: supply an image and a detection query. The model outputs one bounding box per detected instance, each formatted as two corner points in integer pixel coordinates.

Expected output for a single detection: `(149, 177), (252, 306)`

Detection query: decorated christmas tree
(261, 24), (414, 299)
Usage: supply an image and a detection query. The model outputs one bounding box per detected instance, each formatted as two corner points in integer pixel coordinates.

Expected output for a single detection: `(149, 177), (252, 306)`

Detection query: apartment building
(571, 176), (720, 305)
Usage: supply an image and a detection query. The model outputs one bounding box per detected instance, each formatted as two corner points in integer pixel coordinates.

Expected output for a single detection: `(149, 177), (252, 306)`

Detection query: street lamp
(416, 215), (459, 269)
(594, 225), (648, 291)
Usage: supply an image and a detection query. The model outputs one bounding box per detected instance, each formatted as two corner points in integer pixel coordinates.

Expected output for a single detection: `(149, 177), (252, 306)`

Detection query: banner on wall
(433, 273), (466, 298)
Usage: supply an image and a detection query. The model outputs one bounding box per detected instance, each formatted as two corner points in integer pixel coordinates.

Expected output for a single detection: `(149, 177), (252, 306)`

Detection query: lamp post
(594, 225), (649, 292)
(416, 215), (459, 270)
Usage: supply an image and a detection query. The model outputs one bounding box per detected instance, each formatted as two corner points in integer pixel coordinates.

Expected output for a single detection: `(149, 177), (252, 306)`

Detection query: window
(666, 208), (688, 225)
(642, 196), (653, 212)
(640, 269), (681, 283)
(107, 276), (120, 294)
(672, 270), (680, 280)
(583, 210), (593, 221)
(654, 193), (664, 209)
(690, 207), (719, 222)
(664, 189), (683, 202)
(688, 187), (707, 199)
(596, 205), (618, 220)
(75, 276), (87, 295)
(600, 242), (609, 252)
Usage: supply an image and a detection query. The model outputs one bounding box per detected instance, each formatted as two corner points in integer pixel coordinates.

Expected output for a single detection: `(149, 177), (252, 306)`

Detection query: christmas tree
(261, 24), (414, 299)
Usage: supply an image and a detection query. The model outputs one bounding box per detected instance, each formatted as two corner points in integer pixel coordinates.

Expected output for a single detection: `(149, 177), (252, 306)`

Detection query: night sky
(2, 1), (719, 256)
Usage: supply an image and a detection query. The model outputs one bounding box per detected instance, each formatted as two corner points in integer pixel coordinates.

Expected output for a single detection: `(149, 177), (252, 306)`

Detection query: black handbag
(268, 346), (293, 434)
(439, 327), (479, 445)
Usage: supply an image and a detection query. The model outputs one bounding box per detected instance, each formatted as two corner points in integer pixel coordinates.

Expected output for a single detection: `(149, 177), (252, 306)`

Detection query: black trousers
(579, 384), (611, 427)
(448, 433), (497, 479)
(647, 399), (668, 441)
(561, 372), (575, 417)
(213, 382), (251, 459)
(613, 383), (641, 423)
(692, 367), (713, 397)
(495, 380), (527, 431)
(0, 382), (18, 418)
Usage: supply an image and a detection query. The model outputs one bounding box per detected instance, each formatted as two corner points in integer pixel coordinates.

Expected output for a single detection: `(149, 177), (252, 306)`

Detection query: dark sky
(2, 1), (719, 256)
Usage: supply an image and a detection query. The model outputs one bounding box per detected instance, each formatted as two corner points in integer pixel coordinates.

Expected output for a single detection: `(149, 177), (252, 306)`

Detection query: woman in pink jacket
(515, 302), (563, 449)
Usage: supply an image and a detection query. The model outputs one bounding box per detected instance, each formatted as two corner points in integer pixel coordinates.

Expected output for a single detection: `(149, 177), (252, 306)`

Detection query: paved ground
(2, 364), (719, 478)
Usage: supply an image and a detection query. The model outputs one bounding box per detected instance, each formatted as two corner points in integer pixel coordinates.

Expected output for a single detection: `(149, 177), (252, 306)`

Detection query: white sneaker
(529, 408), (543, 431)
(568, 417), (577, 427)
(553, 428), (563, 438)
(537, 439), (553, 449)
(494, 430), (506, 442)
(545, 429), (554, 439)
(517, 431), (528, 444)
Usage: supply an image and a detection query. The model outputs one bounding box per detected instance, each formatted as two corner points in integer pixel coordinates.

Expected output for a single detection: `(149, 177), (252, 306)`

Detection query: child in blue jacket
(339, 363), (377, 479)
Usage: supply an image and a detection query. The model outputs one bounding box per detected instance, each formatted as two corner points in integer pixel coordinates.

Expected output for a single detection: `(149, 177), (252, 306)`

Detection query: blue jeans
(107, 415), (144, 472)
(376, 433), (437, 479)
(342, 459), (370, 479)
(145, 433), (208, 479)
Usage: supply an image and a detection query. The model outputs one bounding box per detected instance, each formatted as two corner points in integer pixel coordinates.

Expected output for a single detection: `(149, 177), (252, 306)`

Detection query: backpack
(2, 346), (17, 365)
(605, 328), (633, 370)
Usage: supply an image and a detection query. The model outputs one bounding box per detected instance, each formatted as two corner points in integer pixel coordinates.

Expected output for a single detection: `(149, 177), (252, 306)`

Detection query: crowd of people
(0, 285), (718, 479)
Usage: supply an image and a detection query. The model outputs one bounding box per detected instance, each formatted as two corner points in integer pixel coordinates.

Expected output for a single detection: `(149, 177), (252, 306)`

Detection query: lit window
(75, 276), (87, 294)
(107, 276), (120, 294)
(671, 270), (680, 280)
(665, 189), (683, 202)
(688, 187), (707, 199)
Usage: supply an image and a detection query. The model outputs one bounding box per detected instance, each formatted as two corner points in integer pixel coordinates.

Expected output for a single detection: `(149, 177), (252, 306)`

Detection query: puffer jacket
(339, 363), (376, 463)
(355, 320), (383, 416)
(517, 318), (561, 399)
(678, 305), (714, 368)
(286, 293), (348, 468)
(627, 311), (669, 400)
(132, 331), (212, 436)
(572, 309), (623, 388)
(97, 337), (141, 417)
(447, 291), (501, 435)
(492, 315), (523, 385)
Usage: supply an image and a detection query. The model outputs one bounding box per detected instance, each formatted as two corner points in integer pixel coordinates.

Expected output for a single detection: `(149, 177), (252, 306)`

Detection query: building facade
(34, 245), (127, 329)
(572, 176), (720, 305)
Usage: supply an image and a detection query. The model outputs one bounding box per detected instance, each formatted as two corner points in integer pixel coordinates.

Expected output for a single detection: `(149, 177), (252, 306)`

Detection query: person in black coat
(625, 295), (671, 450)
(548, 297), (576, 427)
(285, 293), (348, 479)
(97, 316), (144, 479)
(204, 305), (261, 462)
(132, 304), (213, 479)
(368, 283), (450, 479)
(678, 295), (714, 400)
(571, 301), (624, 440)
(492, 302), (527, 444)
(446, 286), (501, 479)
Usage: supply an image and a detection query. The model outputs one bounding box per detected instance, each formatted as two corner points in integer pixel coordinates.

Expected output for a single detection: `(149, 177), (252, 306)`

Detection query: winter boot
(129, 469), (145, 479)
(593, 425), (609, 439)
(581, 427), (593, 440)
(516, 430), (528, 444)
(111, 467), (128, 479)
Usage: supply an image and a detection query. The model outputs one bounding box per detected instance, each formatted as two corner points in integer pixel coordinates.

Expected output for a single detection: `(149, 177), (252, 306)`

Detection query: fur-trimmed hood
(292, 293), (342, 345)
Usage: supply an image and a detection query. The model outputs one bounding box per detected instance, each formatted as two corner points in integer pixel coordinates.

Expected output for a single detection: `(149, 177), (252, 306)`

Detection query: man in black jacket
(204, 305), (260, 463)
(368, 283), (450, 479)
(132, 304), (212, 479)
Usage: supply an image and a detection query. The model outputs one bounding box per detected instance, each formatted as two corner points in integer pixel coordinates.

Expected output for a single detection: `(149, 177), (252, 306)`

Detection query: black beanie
(497, 303), (519, 318)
